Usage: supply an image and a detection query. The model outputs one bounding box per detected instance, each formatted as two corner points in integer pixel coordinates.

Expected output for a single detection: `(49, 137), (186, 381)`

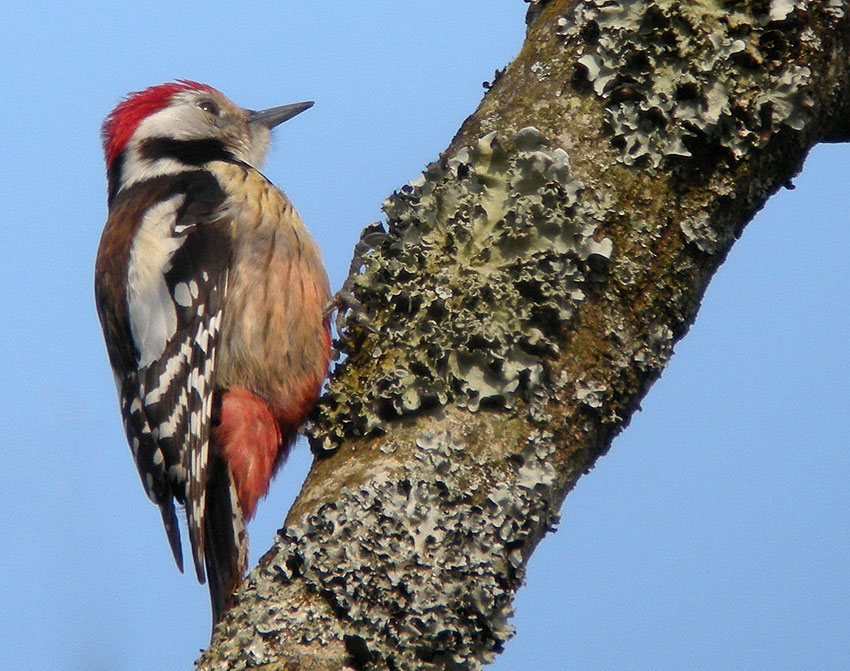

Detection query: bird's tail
(203, 448), (248, 625)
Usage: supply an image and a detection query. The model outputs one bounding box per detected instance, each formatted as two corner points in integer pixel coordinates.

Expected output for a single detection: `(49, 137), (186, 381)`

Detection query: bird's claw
(324, 289), (377, 335)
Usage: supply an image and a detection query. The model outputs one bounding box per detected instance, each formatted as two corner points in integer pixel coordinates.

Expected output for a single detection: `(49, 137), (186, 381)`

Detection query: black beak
(249, 101), (314, 129)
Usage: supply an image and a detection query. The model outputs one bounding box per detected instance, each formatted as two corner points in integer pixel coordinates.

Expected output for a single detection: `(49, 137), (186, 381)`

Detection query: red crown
(102, 80), (216, 165)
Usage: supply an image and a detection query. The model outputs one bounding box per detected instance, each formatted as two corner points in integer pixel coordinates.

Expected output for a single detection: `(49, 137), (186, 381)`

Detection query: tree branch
(197, 2), (850, 669)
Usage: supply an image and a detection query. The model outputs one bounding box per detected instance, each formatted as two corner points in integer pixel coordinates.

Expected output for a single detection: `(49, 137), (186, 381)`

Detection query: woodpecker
(95, 81), (331, 623)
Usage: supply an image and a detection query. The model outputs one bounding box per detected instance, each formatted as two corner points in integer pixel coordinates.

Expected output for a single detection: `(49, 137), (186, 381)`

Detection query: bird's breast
(209, 163), (331, 420)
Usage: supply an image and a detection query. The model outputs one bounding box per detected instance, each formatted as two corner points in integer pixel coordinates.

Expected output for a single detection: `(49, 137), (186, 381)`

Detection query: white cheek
(126, 193), (187, 367)
(119, 106), (211, 189)
(136, 105), (208, 141)
(244, 126), (271, 168)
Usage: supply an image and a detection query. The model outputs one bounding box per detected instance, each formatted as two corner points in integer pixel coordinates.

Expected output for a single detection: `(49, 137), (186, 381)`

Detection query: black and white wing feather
(96, 172), (232, 583)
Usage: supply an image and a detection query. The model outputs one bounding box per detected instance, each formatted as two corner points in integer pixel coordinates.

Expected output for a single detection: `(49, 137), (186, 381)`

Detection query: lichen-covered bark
(197, 2), (850, 669)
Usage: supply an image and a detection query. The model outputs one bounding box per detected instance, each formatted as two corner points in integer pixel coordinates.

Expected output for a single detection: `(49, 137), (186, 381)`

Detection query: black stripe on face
(139, 137), (233, 165)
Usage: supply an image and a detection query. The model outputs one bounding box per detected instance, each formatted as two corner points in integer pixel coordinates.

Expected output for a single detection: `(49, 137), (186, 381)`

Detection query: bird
(94, 80), (331, 624)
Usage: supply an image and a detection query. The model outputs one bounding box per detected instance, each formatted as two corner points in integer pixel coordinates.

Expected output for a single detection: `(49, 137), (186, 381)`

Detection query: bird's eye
(199, 101), (220, 116)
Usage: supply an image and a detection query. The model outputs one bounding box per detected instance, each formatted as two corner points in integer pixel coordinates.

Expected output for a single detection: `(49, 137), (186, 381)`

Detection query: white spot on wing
(173, 282), (193, 307)
(158, 419), (177, 440)
(196, 328), (210, 354)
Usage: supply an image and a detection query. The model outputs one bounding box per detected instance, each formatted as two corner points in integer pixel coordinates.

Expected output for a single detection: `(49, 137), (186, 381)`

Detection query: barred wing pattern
(97, 172), (233, 583)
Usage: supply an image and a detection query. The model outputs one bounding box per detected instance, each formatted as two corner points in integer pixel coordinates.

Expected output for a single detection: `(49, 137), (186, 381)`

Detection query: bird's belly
(216, 230), (330, 425)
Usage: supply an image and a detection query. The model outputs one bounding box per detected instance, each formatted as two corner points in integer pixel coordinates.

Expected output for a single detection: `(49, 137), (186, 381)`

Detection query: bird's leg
(324, 221), (387, 346)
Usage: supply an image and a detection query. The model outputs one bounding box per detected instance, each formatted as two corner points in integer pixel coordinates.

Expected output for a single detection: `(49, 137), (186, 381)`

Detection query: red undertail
(215, 387), (284, 519)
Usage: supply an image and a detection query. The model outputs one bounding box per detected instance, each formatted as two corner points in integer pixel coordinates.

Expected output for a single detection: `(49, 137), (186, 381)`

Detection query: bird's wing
(97, 173), (232, 582)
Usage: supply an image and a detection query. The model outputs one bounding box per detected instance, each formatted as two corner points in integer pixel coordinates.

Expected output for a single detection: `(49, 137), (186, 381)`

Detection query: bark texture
(197, 2), (850, 669)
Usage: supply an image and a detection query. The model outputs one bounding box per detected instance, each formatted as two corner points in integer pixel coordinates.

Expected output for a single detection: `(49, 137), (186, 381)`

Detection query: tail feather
(204, 449), (248, 624)
(158, 500), (184, 574)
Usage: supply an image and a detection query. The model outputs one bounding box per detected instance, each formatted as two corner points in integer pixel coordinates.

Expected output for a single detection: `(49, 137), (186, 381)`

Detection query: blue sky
(1, 3), (848, 670)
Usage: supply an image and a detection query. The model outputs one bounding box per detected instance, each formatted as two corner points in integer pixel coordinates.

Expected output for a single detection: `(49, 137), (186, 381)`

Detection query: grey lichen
(574, 377), (608, 409)
(314, 128), (612, 452)
(557, 0), (837, 168)
(680, 214), (722, 253)
(211, 421), (561, 670)
(771, 0), (845, 21)
(634, 324), (675, 372)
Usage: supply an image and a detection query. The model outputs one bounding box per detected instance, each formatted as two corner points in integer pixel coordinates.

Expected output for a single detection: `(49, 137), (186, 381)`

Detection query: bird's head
(102, 81), (312, 200)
